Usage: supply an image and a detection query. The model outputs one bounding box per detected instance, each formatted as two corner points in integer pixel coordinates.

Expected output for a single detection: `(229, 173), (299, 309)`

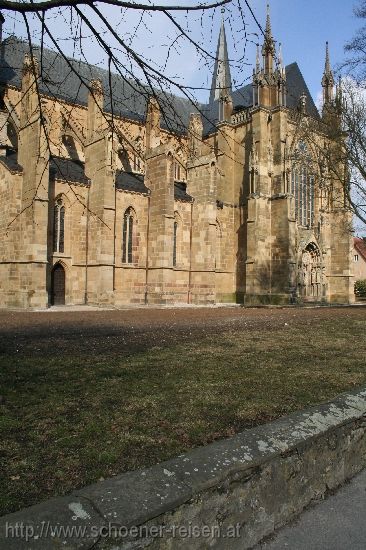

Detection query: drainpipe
(187, 199), (193, 304)
(113, 182), (116, 292)
(84, 182), (90, 304)
(145, 193), (151, 305)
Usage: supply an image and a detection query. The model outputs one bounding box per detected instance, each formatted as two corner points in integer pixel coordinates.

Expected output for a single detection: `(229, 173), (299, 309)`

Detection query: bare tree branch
(0, 0), (231, 13)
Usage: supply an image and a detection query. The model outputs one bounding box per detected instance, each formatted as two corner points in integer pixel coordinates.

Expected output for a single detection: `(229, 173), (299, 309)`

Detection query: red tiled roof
(354, 237), (366, 262)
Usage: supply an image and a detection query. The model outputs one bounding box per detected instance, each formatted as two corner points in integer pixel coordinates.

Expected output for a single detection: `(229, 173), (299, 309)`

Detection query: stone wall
(1, 387), (366, 549)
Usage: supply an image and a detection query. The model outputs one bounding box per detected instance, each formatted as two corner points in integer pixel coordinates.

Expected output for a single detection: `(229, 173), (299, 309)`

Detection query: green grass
(1, 317), (366, 515)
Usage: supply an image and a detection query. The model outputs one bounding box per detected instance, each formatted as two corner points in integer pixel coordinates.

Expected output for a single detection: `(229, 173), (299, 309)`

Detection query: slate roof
(174, 181), (193, 202)
(50, 157), (89, 184)
(0, 149), (193, 199)
(115, 170), (149, 195)
(203, 63), (319, 134)
(0, 36), (200, 135)
(0, 149), (22, 173)
(0, 36), (318, 139)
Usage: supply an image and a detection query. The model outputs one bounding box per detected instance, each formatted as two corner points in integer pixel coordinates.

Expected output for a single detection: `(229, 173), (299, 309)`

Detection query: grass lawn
(1, 307), (366, 515)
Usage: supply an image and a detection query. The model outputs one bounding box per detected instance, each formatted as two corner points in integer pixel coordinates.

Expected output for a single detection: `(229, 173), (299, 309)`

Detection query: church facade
(0, 10), (354, 309)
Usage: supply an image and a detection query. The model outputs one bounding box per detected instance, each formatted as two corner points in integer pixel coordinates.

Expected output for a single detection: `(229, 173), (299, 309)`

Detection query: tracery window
(53, 198), (65, 253)
(291, 142), (315, 227)
(122, 208), (135, 264)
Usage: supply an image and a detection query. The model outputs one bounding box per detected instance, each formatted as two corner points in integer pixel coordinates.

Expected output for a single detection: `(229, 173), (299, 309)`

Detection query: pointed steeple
(252, 3), (286, 108)
(262, 3), (275, 57)
(262, 3), (275, 76)
(322, 41), (334, 105)
(324, 41), (332, 76)
(209, 10), (232, 111)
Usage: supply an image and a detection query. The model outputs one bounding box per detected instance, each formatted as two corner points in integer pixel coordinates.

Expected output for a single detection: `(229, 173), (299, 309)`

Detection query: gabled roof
(354, 237), (366, 263)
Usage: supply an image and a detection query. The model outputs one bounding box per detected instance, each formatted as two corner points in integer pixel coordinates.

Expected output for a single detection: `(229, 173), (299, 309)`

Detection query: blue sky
(3, 0), (362, 105)
(190, 0), (363, 104)
(238, 0), (362, 103)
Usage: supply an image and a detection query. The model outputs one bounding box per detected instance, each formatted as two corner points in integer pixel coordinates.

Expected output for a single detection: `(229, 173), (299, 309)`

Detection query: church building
(0, 8), (354, 308)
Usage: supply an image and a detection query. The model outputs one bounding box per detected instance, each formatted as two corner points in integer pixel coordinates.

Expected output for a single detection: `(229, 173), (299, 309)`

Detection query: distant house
(353, 237), (366, 280)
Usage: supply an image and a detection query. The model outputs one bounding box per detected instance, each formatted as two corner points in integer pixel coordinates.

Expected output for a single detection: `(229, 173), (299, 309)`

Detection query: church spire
(209, 10), (233, 121)
(263, 4), (275, 53)
(265, 4), (273, 41)
(322, 41), (334, 105)
(262, 3), (275, 75)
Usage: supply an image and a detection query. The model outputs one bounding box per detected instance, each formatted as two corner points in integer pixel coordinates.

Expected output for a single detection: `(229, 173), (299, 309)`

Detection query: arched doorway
(299, 243), (325, 301)
(51, 264), (65, 305)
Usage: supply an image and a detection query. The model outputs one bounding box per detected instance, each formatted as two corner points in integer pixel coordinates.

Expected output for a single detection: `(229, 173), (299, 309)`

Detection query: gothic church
(0, 8), (354, 308)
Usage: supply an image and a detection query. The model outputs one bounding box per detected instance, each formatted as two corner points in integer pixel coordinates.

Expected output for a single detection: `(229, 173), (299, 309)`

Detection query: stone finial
(335, 76), (343, 111)
(146, 97), (160, 126)
(188, 113), (203, 158)
(256, 43), (261, 74)
(86, 79), (105, 143)
(22, 53), (39, 77)
(278, 43), (286, 79)
(90, 79), (104, 98)
(299, 92), (307, 114)
(145, 97), (161, 150)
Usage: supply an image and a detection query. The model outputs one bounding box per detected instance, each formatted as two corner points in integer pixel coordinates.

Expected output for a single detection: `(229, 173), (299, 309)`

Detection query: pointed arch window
(122, 208), (135, 264)
(53, 198), (65, 253)
(291, 142), (315, 227)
